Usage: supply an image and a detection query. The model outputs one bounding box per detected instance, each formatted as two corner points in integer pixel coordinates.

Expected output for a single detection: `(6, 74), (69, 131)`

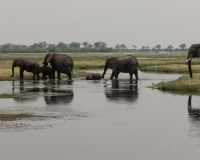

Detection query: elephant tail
(10, 65), (15, 78)
(71, 63), (74, 75)
(137, 63), (142, 71)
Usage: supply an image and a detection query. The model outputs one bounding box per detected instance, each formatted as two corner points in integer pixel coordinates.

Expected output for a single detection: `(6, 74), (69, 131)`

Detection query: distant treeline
(0, 42), (188, 53)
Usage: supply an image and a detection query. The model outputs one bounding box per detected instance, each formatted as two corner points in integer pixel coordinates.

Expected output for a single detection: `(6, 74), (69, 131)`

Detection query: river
(0, 70), (199, 160)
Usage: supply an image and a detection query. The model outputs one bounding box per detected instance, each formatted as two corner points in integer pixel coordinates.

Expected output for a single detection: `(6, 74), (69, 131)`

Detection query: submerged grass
(0, 113), (35, 121)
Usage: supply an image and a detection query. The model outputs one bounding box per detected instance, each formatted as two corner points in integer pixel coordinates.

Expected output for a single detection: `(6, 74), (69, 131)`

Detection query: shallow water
(0, 70), (200, 160)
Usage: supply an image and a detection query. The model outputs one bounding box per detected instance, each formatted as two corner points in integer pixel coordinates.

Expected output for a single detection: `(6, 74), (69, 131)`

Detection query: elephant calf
(40, 65), (53, 80)
(86, 73), (101, 80)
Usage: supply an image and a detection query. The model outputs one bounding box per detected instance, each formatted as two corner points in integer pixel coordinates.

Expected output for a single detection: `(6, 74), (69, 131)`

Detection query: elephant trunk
(187, 59), (192, 78)
(10, 66), (14, 78)
(102, 67), (107, 78)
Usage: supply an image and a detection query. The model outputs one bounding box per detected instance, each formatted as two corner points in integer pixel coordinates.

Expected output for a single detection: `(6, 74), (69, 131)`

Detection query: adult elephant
(10, 58), (40, 80)
(186, 43), (200, 78)
(43, 53), (74, 80)
(101, 55), (141, 83)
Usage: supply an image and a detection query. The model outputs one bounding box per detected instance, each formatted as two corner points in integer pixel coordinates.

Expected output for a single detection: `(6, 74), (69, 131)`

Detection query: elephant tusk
(186, 58), (191, 62)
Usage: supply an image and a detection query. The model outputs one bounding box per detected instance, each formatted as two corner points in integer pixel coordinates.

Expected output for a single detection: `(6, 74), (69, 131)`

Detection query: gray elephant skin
(187, 44), (200, 78)
(43, 53), (74, 80)
(40, 65), (53, 80)
(86, 73), (101, 80)
(10, 58), (40, 80)
(101, 55), (141, 83)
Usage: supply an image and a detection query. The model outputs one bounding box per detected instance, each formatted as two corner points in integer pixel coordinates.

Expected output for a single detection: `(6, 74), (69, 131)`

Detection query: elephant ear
(46, 53), (53, 63)
(197, 47), (200, 57)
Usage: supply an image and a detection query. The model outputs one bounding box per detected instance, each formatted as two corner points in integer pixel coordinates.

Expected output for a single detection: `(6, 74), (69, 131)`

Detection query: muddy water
(0, 70), (200, 160)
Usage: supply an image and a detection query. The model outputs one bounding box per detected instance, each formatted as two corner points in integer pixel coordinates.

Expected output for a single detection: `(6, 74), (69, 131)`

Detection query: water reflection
(12, 80), (74, 105)
(187, 95), (200, 116)
(44, 92), (73, 105)
(187, 95), (200, 139)
(104, 79), (139, 104)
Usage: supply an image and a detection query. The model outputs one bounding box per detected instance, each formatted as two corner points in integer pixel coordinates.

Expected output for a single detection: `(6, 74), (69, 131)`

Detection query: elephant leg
(32, 73), (36, 80)
(52, 69), (56, 79)
(42, 73), (45, 80)
(20, 67), (24, 79)
(36, 73), (40, 80)
(48, 74), (51, 79)
(134, 69), (138, 80)
(129, 73), (133, 84)
(66, 72), (72, 80)
(57, 72), (61, 80)
(115, 72), (119, 79)
(110, 70), (116, 79)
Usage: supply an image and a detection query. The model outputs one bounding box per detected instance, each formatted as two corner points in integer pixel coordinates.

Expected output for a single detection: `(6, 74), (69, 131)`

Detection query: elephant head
(10, 58), (23, 77)
(101, 57), (117, 78)
(43, 53), (53, 65)
(187, 44), (200, 78)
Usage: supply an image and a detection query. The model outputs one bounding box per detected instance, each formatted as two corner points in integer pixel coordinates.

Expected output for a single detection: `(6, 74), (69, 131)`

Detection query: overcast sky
(0, 0), (200, 49)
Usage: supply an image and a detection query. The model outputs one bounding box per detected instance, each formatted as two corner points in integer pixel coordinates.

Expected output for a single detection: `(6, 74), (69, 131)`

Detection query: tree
(94, 42), (107, 48)
(69, 42), (81, 49)
(146, 46), (150, 50)
(179, 44), (186, 50)
(132, 45), (137, 49)
(167, 45), (173, 51)
(141, 46), (146, 50)
(82, 42), (89, 48)
(115, 44), (120, 50)
(156, 44), (161, 50)
(120, 44), (127, 49)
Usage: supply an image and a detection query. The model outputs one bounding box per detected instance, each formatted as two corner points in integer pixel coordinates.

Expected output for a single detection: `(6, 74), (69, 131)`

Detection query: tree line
(0, 42), (188, 53)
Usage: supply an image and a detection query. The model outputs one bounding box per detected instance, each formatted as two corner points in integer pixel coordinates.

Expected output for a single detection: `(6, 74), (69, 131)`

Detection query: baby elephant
(86, 73), (101, 80)
(40, 65), (53, 80)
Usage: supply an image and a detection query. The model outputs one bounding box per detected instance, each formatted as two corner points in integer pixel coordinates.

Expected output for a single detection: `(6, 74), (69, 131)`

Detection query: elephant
(10, 58), (40, 80)
(43, 53), (74, 80)
(101, 55), (141, 83)
(85, 73), (101, 80)
(40, 65), (53, 80)
(186, 43), (200, 78)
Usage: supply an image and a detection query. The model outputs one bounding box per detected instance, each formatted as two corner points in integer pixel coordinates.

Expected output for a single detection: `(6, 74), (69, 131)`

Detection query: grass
(0, 113), (36, 121)
(156, 74), (200, 95)
(1, 52), (200, 94)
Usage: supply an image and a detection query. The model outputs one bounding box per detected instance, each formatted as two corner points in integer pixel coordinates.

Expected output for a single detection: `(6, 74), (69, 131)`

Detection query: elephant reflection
(12, 80), (74, 105)
(105, 80), (139, 103)
(44, 91), (74, 105)
(187, 95), (200, 116)
(12, 80), (42, 102)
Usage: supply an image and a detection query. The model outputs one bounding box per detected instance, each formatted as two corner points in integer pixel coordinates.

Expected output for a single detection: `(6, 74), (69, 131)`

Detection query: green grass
(156, 74), (200, 95)
(0, 94), (17, 98)
(0, 113), (36, 121)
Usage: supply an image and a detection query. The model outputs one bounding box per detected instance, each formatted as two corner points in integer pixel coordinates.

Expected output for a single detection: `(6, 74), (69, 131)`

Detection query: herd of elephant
(10, 53), (141, 83)
(10, 43), (200, 82)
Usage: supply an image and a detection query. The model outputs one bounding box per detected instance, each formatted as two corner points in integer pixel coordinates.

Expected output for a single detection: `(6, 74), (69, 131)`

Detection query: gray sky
(0, 0), (200, 49)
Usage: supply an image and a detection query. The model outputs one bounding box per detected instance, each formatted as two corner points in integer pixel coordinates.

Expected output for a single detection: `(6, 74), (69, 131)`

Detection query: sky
(0, 0), (200, 49)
